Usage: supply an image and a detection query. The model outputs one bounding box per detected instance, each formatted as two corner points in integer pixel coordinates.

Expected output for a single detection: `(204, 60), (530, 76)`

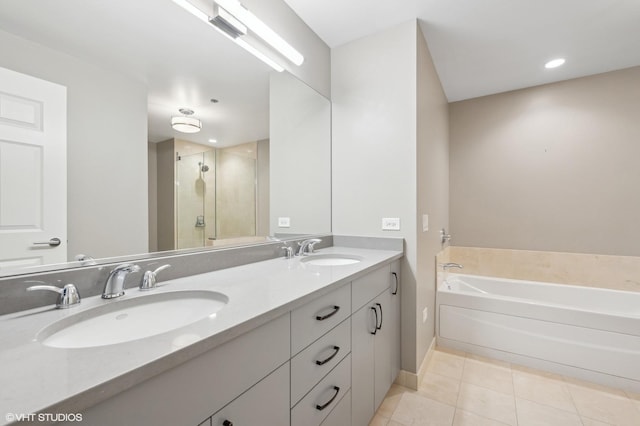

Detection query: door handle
(32, 237), (61, 247)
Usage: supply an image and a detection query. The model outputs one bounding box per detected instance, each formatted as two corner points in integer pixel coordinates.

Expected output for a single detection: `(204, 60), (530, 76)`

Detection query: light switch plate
(422, 214), (429, 232)
(278, 217), (290, 228)
(423, 307), (428, 323)
(382, 217), (400, 231)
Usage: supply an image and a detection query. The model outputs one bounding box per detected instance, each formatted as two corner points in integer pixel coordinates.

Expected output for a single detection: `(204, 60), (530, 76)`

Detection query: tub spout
(439, 262), (463, 271)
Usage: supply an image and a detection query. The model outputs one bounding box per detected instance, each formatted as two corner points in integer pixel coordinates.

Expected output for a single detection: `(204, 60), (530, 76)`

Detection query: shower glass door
(176, 150), (216, 249)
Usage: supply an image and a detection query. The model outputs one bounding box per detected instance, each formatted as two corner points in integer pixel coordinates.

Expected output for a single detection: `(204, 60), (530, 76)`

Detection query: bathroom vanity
(0, 242), (402, 426)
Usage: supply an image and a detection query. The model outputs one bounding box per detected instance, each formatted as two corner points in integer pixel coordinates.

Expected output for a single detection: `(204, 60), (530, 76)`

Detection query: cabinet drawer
(291, 284), (351, 355)
(291, 353), (351, 426)
(291, 318), (351, 406)
(320, 389), (351, 426)
(209, 362), (290, 426)
(352, 264), (390, 311)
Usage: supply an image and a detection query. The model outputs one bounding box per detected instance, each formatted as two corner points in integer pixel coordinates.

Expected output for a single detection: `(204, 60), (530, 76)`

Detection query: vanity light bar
(214, 0), (305, 66)
(210, 5), (247, 39)
(172, 0), (285, 72)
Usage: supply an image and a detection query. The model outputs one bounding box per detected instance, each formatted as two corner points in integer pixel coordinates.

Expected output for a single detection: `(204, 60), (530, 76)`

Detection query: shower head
(199, 162), (210, 172)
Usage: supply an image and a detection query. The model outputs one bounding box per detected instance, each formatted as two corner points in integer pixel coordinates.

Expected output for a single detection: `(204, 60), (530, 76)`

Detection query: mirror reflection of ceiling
(0, 0), (271, 147)
(284, 0), (640, 101)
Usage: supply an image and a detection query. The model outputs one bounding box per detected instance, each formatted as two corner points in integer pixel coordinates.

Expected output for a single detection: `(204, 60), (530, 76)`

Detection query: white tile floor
(371, 348), (640, 426)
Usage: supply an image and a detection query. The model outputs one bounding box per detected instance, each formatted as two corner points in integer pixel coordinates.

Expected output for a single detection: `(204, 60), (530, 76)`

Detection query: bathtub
(436, 274), (640, 392)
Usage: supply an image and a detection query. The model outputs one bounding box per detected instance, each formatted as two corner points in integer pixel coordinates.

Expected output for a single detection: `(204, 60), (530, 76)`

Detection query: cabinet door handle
(316, 305), (340, 321)
(315, 386), (340, 411)
(315, 346), (340, 366)
(223, 420), (233, 426)
(391, 272), (399, 295)
(375, 303), (383, 330)
(370, 306), (378, 335)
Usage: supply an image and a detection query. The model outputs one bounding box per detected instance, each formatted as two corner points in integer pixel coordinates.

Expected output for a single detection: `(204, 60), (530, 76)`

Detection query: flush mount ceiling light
(171, 108), (202, 134)
(172, 0), (298, 72)
(545, 58), (566, 69)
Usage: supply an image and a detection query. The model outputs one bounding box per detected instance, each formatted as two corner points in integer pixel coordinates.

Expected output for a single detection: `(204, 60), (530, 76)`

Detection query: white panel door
(0, 66), (66, 271)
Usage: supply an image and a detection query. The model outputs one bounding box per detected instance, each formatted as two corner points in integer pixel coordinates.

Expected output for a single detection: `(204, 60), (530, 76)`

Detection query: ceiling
(1, 0), (638, 145)
(284, 0), (640, 101)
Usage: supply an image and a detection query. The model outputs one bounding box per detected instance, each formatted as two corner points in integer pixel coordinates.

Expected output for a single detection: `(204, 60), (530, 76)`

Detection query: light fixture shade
(171, 116), (202, 133)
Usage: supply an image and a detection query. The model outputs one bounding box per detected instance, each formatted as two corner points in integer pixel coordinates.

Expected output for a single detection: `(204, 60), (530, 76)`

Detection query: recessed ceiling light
(208, 139), (217, 143)
(545, 58), (566, 69)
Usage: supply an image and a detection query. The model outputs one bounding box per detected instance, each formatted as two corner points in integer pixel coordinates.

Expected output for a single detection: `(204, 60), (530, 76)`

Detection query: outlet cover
(278, 217), (290, 228)
(382, 217), (400, 231)
(422, 307), (428, 323)
(422, 214), (429, 232)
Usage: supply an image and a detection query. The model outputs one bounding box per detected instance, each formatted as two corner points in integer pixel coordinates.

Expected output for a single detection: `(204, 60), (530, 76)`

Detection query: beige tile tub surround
(437, 246), (640, 293)
(371, 348), (640, 426)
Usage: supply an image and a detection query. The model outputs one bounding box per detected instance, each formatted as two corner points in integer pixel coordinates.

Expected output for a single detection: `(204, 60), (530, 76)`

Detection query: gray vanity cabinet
(350, 264), (400, 426)
(54, 258), (401, 426)
(208, 362), (290, 426)
(290, 283), (352, 426)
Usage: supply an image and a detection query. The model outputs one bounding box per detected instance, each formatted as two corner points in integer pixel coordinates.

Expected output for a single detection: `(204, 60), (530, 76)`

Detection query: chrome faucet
(296, 238), (322, 256)
(102, 263), (141, 299)
(439, 262), (463, 271)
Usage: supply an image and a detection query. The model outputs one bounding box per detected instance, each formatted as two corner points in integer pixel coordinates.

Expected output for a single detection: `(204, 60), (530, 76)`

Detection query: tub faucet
(296, 238), (322, 256)
(439, 262), (463, 271)
(102, 263), (141, 299)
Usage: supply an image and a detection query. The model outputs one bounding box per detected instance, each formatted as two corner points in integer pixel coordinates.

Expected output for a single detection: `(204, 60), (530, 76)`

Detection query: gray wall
(0, 29), (149, 261)
(416, 27), (450, 364)
(270, 71), (331, 236)
(332, 21), (449, 374)
(244, 0), (330, 98)
(450, 66), (640, 256)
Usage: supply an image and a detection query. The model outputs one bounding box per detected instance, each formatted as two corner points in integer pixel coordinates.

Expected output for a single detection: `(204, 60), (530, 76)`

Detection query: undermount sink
(37, 290), (228, 349)
(300, 254), (363, 266)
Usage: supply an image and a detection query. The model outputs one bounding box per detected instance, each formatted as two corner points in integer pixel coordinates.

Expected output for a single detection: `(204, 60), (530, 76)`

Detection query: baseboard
(395, 337), (435, 390)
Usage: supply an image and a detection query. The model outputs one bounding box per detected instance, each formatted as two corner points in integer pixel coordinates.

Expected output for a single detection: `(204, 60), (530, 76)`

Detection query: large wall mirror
(0, 0), (331, 277)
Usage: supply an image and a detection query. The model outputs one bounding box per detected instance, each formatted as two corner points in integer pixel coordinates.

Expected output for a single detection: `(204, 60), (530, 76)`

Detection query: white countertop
(0, 246), (402, 424)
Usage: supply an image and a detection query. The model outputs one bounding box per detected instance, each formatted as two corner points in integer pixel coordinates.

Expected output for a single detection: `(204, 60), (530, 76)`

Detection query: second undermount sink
(37, 290), (228, 349)
(300, 254), (363, 266)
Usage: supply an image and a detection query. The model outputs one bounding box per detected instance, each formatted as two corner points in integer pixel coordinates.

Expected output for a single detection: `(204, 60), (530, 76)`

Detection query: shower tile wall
(215, 143), (257, 239)
(438, 246), (640, 293)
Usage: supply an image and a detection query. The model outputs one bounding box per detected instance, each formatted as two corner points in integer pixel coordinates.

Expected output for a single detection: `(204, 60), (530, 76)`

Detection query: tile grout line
(511, 366), (520, 426)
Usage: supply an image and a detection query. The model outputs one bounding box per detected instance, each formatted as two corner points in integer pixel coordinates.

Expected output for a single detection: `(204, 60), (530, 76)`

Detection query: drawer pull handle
(315, 386), (340, 411)
(391, 272), (399, 295)
(223, 421), (233, 426)
(370, 306), (378, 335)
(316, 305), (340, 321)
(375, 303), (383, 330)
(315, 346), (340, 366)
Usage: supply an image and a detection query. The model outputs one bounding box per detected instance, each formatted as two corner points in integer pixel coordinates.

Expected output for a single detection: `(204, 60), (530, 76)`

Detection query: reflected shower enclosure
(176, 150), (216, 249)
(154, 139), (267, 251)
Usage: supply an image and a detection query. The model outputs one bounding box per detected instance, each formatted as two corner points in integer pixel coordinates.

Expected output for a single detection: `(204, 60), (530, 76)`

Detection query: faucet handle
(27, 283), (81, 308)
(307, 239), (321, 253)
(281, 245), (293, 259)
(139, 264), (171, 291)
